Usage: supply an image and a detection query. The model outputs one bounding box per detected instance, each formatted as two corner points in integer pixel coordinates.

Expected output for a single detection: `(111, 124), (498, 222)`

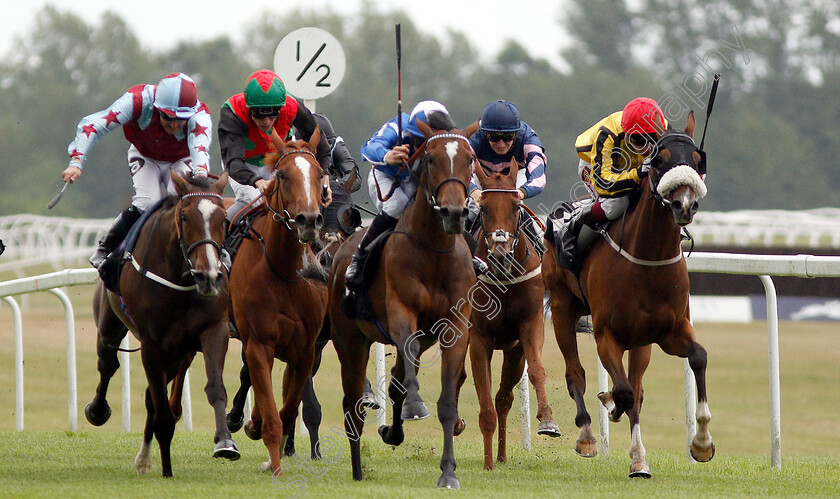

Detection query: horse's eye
(277, 172), (286, 180)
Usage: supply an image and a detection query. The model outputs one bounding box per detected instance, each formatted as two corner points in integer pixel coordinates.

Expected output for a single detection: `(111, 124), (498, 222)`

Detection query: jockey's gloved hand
(638, 163), (651, 178)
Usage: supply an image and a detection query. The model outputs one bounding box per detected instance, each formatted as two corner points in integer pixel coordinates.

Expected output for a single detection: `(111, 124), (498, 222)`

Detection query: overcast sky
(2, 0), (571, 71)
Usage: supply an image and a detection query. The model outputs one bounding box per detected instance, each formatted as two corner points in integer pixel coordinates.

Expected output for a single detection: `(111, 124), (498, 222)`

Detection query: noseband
(176, 192), (225, 275)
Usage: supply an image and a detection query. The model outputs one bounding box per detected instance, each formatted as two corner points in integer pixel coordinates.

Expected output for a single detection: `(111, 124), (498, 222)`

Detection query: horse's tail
(300, 252), (329, 284)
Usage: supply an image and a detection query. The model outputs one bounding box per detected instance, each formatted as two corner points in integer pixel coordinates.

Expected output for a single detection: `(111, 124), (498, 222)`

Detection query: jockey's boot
(89, 205), (143, 269)
(560, 204), (597, 272)
(472, 256), (489, 276)
(344, 212), (398, 291)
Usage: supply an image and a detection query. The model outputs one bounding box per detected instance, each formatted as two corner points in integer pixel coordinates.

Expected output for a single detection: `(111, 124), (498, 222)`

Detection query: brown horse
(468, 158), (561, 470)
(328, 116), (475, 488)
(86, 171), (235, 477)
(543, 111), (714, 477)
(228, 129), (329, 475)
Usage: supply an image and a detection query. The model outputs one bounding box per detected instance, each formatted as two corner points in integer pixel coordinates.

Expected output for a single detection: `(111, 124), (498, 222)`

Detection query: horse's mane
(426, 111), (457, 132)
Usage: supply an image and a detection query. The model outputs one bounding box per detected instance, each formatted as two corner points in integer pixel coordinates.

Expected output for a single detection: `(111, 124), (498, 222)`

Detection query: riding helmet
(621, 97), (666, 135)
(154, 73), (200, 119)
(244, 70), (287, 109)
(405, 100), (449, 138)
(479, 100), (521, 133)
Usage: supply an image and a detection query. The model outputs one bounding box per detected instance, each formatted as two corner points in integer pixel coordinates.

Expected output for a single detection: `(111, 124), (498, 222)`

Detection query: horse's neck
(514, 227), (539, 270)
(262, 216), (305, 270)
(401, 194), (456, 251)
(139, 209), (187, 276)
(616, 190), (682, 261)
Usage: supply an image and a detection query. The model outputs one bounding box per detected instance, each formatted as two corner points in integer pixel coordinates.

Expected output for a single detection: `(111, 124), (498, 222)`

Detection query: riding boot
(344, 212), (398, 291)
(89, 205), (143, 269)
(560, 204), (597, 272)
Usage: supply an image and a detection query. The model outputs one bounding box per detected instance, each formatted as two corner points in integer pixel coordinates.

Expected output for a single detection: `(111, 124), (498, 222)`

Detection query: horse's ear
(270, 129), (285, 155)
(309, 125), (321, 152)
(474, 158), (489, 187)
(464, 120), (480, 138)
(508, 157), (519, 183)
(171, 170), (190, 197)
(212, 170), (229, 194)
(685, 110), (696, 138)
(417, 118), (432, 139)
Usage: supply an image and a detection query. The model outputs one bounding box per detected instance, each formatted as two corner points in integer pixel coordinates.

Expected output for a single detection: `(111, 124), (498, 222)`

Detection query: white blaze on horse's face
(295, 156), (313, 205)
(445, 141), (459, 175)
(197, 199), (220, 272)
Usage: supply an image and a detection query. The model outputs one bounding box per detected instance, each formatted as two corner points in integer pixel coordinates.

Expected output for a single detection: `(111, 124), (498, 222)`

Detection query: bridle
(477, 188), (524, 254)
(175, 192), (225, 276)
(408, 133), (472, 212)
(648, 131), (706, 208)
(263, 147), (324, 233)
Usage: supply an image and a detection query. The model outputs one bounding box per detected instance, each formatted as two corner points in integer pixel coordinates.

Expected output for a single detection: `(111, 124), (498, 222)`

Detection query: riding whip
(699, 73), (720, 152)
(47, 180), (71, 209)
(395, 23), (403, 142)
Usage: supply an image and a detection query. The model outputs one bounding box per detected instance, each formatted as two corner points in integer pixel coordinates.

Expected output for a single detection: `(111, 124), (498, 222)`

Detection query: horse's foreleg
(86, 292), (127, 427)
(436, 332), (468, 489)
(201, 324), (239, 461)
(140, 344), (176, 477)
(596, 331), (633, 422)
(659, 321), (715, 463)
(468, 332), (496, 470)
(135, 387), (154, 474)
(627, 346), (652, 478)
(496, 345), (525, 466)
(520, 316), (561, 438)
(378, 358), (407, 446)
(278, 358), (315, 460)
(396, 327), (429, 422)
(227, 347), (252, 434)
(334, 336), (369, 481)
(245, 340), (282, 474)
(550, 302), (595, 457)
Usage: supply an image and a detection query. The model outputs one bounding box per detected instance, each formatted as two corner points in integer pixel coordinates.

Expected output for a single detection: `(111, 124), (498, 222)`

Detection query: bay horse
(543, 111), (714, 477)
(328, 116), (475, 488)
(468, 158), (561, 470)
(228, 129), (329, 475)
(86, 171), (236, 477)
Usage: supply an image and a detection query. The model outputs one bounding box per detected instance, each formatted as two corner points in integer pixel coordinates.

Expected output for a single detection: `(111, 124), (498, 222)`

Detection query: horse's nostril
(691, 202), (699, 213)
(295, 214), (307, 226)
(316, 214), (324, 227)
(439, 207), (450, 219)
(672, 200), (683, 212)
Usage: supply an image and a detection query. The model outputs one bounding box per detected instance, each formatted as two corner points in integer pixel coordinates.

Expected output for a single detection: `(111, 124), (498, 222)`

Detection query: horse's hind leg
(278, 357), (316, 462)
(200, 323), (239, 461)
(334, 333), (370, 481)
(626, 346), (652, 478)
(86, 288), (127, 427)
(520, 315), (561, 438)
(245, 339), (282, 474)
(496, 345), (525, 466)
(378, 359), (408, 446)
(168, 353), (195, 423)
(436, 332), (469, 489)
(301, 376), (322, 459)
(469, 331), (497, 470)
(596, 332), (634, 423)
(135, 387), (154, 474)
(226, 348), (252, 434)
(659, 320), (715, 463)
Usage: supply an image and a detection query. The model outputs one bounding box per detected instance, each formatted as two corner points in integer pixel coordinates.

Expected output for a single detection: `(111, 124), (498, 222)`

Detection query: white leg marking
(295, 157), (312, 204)
(445, 141), (459, 175)
(197, 199), (220, 276)
(135, 439), (152, 474)
(694, 401), (713, 447)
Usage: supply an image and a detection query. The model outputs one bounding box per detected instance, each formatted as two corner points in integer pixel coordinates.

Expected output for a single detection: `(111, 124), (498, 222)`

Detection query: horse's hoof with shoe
(360, 391), (380, 410)
(226, 411), (244, 433)
(453, 417), (466, 436)
(690, 441), (715, 462)
(574, 437), (598, 457)
(629, 462), (652, 479)
(244, 420), (262, 440)
(401, 400), (430, 421)
(378, 424), (405, 446)
(213, 439), (241, 460)
(537, 420), (562, 437)
(84, 401), (111, 426)
(436, 475), (460, 489)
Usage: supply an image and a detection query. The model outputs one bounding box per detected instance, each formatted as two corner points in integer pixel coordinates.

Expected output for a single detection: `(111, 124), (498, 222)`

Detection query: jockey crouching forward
(561, 97), (668, 270)
(62, 73), (213, 268)
(218, 69), (332, 222)
(468, 100), (547, 253)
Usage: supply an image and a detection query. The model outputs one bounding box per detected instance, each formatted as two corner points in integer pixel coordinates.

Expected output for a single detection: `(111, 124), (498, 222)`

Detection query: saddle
(224, 205), (265, 262)
(98, 198), (168, 295)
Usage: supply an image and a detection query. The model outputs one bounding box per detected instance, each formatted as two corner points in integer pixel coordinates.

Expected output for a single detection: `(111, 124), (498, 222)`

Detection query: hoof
(226, 412), (244, 433)
(690, 441), (716, 463)
(378, 425), (404, 446)
(453, 417), (466, 436)
(401, 400), (430, 421)
(574, 438), (598, 458)
(436, 474), (460, 489)
(259, 460), (272, 473)
(360, 391), (380, 410)
(213, 439), (240, 461)
(537, 420), (562, 437)
(85, 401), (111, 426)
(629, 461), (651, 478)
(244, 420), (262, 441)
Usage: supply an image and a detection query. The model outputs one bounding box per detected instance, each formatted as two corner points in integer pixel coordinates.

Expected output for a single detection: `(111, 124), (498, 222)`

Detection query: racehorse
(468, 157), (561, 470)
(228, 129), (329, 475)
(327, 116), (475, 488)
(542, 111), (714, 477)
(86, 171), (236, 477)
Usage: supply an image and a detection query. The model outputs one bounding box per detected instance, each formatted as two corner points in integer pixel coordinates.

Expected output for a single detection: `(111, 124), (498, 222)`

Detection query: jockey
(311, 112), (362, 235)
(562, 97), (668, 269)
(468, 100), (547, 251)
(343, 100), (450, 291)
(218, 69), (332, 221)
(63, 72), (212, 269)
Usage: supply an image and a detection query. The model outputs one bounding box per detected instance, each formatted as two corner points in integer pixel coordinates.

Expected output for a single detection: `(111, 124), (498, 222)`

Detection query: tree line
(1, 1), (837, 218)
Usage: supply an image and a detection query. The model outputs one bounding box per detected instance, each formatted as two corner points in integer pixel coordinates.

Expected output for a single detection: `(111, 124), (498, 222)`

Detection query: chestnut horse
(228, 129), (329, 475)
(86, 171), (236, 477)
(543, 112), (714, 477)
(468, 158), (561, 470)
(328, 117), (475, 488)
